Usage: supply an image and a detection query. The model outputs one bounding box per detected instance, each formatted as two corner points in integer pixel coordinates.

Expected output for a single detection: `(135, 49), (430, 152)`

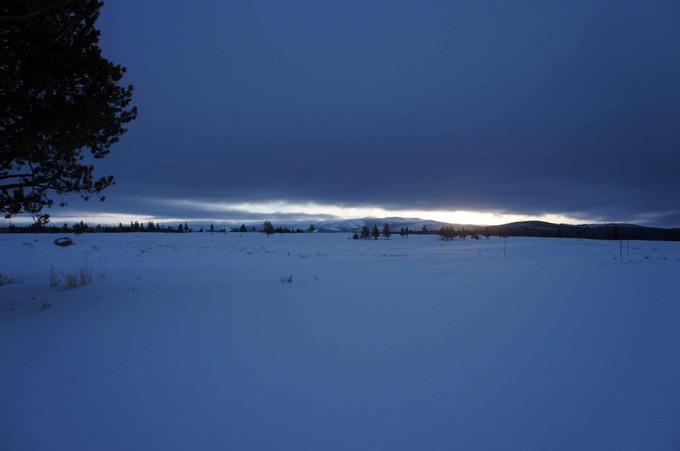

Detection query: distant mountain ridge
(487, 220), (680, 241)
(315, 217), (450, 233)
(312, 218), (680, 241)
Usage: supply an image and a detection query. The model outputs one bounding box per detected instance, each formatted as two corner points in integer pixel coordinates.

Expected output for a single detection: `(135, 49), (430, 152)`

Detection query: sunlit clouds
(1, 197), (600, 227)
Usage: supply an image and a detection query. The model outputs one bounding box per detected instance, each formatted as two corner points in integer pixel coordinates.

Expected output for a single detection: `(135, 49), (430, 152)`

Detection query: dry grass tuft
(51, 266), (95, 289)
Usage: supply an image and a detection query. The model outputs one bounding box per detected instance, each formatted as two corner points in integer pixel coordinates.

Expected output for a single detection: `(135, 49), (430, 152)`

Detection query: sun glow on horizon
(145, 198), (594, 226)
(1, 199), (597, 227)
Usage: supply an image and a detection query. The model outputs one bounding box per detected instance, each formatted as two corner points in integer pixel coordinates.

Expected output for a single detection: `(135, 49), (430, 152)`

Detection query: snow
(2, 233), (680, 450)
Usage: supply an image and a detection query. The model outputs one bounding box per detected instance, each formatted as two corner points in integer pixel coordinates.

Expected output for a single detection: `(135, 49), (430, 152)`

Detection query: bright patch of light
(1, 198), (596, 226)
(418, 210), (590, 226)
(154, 198), (593, 225)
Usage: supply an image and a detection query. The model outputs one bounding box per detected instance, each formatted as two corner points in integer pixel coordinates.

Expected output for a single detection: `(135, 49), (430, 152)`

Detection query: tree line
(0, 220), (319, 235)
(3, 219), (677, 242)
(352, 224), (393, 240)
(0, 221), (192, 234)
(351, 224), (489, 240)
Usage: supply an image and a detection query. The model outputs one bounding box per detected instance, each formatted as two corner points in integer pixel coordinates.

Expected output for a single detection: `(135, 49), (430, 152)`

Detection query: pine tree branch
(0, 0), (68, 23)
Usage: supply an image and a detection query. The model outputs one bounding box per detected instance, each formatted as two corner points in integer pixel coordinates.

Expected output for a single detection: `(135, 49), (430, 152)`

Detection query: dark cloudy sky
(41, 0), (680, 226)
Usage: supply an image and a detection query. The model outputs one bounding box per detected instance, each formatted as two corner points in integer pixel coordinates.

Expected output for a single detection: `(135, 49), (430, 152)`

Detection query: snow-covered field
(2, 232), (680, 450)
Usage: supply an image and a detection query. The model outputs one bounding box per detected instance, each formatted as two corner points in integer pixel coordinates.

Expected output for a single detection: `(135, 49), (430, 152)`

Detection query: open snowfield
(2, 232), (680, 450)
